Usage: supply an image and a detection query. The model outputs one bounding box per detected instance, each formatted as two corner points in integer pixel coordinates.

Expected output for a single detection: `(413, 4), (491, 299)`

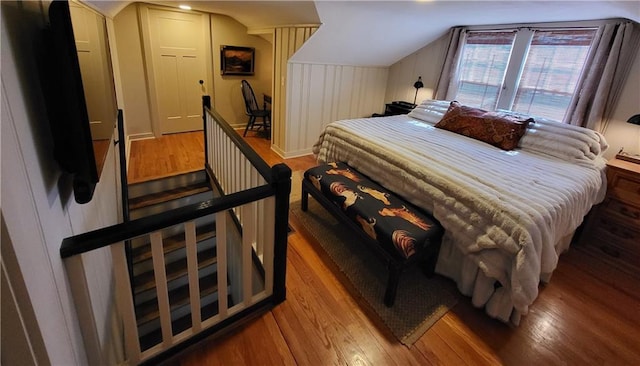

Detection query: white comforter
(313, 100), (608, 322)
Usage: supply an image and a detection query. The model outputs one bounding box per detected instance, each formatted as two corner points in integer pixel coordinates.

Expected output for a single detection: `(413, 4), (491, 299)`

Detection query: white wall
(600, 49), (640, 159)
(1, 1), (120, 364)
(113, 3), (153, 141)
(385, 32), (449, 104)
(210, 14), (273, 128)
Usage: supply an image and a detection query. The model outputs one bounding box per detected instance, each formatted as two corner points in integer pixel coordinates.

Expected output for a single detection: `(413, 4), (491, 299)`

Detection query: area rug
(289, 195), (460, 346)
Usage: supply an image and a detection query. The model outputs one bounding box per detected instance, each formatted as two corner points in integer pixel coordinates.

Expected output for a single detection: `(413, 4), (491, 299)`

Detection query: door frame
(138, 4), (213, 138)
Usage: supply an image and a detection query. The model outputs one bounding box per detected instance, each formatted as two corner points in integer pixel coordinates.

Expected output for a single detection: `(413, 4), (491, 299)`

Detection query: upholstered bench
(301, 162), (443, 307)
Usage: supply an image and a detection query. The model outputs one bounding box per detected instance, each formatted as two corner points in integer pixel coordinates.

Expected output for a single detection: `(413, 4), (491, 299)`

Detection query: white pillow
(407, 99), (451, 125)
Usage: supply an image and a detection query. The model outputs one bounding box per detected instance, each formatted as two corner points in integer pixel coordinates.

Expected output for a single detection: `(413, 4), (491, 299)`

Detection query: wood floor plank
(275, 229), (427, 366)
(172, 313), (296, 366)
(412, 322), (469, 366)
(434, 313), (503, 366)
(530, 257), (640, 364)
(275, 233), (382, 365)
(141, 130), (640, 366)
(128, 131), (205, 184)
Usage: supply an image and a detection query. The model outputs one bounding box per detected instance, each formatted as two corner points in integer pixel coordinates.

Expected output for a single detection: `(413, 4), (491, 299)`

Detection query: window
(455, 31), (516, 110)
(453, 28), (597, 122)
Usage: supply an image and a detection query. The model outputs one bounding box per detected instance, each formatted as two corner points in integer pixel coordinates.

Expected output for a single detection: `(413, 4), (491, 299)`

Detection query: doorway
(141, 6), (211, 135)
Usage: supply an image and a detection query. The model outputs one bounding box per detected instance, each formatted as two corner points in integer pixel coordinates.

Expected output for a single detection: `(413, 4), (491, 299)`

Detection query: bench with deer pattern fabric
(301, 162), (443, 306)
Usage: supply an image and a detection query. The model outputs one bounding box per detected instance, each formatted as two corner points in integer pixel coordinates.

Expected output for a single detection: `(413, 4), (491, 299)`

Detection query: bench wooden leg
(420, 236), (442, 278)
(384, 262), (402, 307)
(420, 256), (437, 278)
(301, 181), (309, 211)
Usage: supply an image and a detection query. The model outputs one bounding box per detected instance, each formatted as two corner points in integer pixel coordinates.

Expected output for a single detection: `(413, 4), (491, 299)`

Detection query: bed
(312, 99), (609, 324)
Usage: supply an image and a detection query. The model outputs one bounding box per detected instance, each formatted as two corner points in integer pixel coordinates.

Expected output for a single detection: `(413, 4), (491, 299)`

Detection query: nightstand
(580, 158), (640, 277)
(383, 101), (416, 116)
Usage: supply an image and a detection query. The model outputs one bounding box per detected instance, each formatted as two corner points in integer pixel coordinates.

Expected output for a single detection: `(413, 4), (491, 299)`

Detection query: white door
(145, 8), (208, 134)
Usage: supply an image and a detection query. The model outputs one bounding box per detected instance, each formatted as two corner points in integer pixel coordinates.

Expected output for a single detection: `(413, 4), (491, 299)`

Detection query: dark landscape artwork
(221, 46), (255, 75)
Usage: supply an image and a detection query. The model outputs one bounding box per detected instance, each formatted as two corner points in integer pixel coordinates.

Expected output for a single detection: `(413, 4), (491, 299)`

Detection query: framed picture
(220, 45), (255, 75)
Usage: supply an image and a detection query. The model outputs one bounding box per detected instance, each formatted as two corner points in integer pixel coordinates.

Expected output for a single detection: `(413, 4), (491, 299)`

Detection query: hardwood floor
(128, 131), (205, 184)
(142, 132), (640, 366)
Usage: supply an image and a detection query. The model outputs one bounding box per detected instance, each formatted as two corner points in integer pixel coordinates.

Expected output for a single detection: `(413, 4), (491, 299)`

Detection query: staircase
(59, 101), (290, 364)
(126, 170), (231, 351)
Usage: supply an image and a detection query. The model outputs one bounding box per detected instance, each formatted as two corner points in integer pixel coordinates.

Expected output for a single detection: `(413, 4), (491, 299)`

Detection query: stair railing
(202, 96), (289, 298)
(60, 97), (291, 365)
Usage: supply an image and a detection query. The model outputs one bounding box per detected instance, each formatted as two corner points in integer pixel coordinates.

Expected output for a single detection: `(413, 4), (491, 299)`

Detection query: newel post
(202, 95), (211, 168)
(271, 163), (292, 303)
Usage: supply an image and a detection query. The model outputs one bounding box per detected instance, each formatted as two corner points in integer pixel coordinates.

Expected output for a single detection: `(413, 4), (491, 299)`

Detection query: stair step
(128, 181), (211, 211)
(131, 223), (216, 265)
(128, 170), (208, 198)
(136, 272), (220, 327)
(138, 296), (232, 352)
(133, 248), (218, 295)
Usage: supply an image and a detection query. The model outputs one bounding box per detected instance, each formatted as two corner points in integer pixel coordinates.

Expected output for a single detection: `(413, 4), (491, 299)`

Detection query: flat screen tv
(41, 0), (117, 204)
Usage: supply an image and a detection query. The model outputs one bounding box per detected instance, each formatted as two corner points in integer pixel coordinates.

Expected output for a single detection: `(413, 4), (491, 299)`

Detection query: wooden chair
(241, 80), (271, 137)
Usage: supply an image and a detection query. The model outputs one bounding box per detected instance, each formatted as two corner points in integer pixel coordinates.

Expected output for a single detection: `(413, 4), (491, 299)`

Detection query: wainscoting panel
(272, 26), (319, 155)
(283, 62), (388, 157)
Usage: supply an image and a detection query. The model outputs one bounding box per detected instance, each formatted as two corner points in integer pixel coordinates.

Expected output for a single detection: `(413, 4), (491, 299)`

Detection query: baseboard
(282, 148), (314, 159)
(270, 144), (286, 159)
(125, 135), (131, 174)
(128, 132), (155, 141)
(270, 144), (313, 159)
(125, 133), (154, 174)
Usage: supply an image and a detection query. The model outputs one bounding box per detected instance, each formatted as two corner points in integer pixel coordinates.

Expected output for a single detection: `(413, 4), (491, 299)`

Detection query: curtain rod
(463, 18), (630, 32)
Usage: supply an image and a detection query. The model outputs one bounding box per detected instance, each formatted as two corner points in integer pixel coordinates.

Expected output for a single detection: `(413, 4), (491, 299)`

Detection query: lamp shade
(627, 114), (640, 125)
(413, 76), (424, 89)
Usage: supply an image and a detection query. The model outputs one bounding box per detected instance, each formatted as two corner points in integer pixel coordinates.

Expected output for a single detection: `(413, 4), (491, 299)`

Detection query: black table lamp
(616, 114), (640, 164)
(627, 114), (640, 125)
(413, 76), (424, 105)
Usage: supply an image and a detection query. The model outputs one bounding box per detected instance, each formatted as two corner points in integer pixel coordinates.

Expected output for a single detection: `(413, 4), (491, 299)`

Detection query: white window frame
(451, 20), (607, 121)
(497, 28), (535, 111)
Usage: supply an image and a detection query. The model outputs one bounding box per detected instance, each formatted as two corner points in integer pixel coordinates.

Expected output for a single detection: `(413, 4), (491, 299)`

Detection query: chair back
(241, 80), (260, 115)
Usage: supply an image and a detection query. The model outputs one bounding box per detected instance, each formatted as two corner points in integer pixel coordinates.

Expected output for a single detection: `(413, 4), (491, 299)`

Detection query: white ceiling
(150, 1), (321, 30)
(87, 0), (640, 66)
(85, 1), (321, 28)
(294, 0), (640, 66)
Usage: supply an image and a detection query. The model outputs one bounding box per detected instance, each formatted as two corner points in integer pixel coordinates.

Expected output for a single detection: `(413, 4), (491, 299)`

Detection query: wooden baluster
(111, 242), (141, 364)
(263, 196), (276, 296)
(215, 211), (228, 319)
(150, 231), (173, 348)
(241, 203), (255, 306)
(185, 221), (202, 333)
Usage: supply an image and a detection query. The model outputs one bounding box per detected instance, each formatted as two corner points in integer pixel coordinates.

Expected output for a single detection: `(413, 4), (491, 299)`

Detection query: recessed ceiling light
(179, 5), (191, 10)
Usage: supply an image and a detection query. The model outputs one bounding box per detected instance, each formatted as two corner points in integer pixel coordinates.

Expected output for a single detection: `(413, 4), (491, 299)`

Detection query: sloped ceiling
(87, 0), (640, 66)
(294, 0), (640, 66)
